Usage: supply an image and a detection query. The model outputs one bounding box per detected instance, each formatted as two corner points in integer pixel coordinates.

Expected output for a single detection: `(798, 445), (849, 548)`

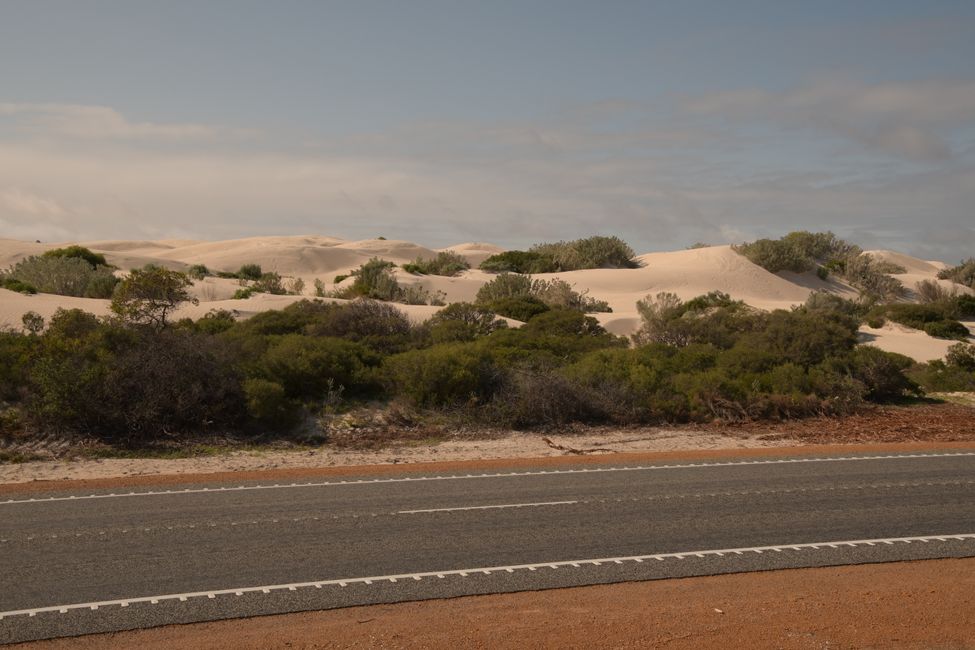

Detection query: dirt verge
(12, 558), (975, 649)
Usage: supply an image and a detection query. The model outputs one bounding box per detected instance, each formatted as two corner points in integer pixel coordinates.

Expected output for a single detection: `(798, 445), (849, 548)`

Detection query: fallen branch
(542, 436), (617, 455)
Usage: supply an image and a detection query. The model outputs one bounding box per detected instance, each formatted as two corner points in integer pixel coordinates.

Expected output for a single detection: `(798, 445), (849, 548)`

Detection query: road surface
(2, 449), (974, 643)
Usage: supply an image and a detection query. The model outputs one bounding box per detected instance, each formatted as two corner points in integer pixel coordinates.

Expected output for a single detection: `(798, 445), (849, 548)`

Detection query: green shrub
(42, 245), (109, 268)
(530, 236), (639, 271)
(333, 274), (350, 284)
(257, 335), (371, 399)
(845, 347), (917, 400)
(304, 299), (415, 353)
(243, 378), (299, 428)
(908, 360), (975, 392)
(21, 311), (45, 335)
(479, 250), (557, 274)
(475, 273), (610, 314)
(482, 296), (550, 321)
(237, 264), (263, 281)
(945, 342), (975, 370)
(425, 303), (507, 342)
(252, 272), (287, 295)
(187, 264), (210, 280)
(111, 267), (197, 329)
(402, 251), (470, 277)
(4, 255), (118, 298)
(922, 320), (970, 340)
(937, 258), (975, 288)
(1, 277), (37, 294)
(232, 287), (256, 300)
(331, 258), (440, 305)
(384, 344), (496, 407)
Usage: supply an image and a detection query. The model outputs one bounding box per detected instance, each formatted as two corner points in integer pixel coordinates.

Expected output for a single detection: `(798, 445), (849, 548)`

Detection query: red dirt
(13, 558), (975, 649)
(2, 439), (974, 496)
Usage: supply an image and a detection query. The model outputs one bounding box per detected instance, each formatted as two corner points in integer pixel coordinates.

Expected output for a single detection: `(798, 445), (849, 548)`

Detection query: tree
(111, 266), (197, 330)
(21, 311), (45, 335)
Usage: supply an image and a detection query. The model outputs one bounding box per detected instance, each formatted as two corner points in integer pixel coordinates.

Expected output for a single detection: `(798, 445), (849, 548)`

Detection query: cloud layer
(1, 86), (973, 262)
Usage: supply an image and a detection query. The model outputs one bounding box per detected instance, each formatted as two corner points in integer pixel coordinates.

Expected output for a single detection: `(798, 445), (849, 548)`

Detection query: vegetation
(402, 251), (470, 277)
(938, 258), (975, 289)
(480, 236), (638, 273)
(110, 265), (198, 330)
(474, 273), (610, 318)
(0, 278), (948, 448)
(867, 296), (975, 341)
(330, 258), (444, 305)
(2, 253), (119, 298)
(733, 231), (906, 300)
(42, 245), (109, 269)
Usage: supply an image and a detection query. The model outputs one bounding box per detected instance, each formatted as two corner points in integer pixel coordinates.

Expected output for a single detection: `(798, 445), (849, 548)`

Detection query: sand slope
(2, 236), (972, 361)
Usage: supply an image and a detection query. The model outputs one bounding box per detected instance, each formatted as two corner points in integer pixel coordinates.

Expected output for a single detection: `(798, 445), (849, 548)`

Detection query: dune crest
(1, 236), (972, 361)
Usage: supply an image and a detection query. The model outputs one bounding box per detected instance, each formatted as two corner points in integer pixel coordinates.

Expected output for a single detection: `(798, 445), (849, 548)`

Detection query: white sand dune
(2, 236), (972, 362)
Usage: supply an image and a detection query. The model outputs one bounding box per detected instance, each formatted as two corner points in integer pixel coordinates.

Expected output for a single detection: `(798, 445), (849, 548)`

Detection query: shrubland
(733, 231), (906, 301)
(0, 256), (970, 451)
(480, 236), (638, 273)
(2, 246), (119, 298)
(402, 251), (470, 277)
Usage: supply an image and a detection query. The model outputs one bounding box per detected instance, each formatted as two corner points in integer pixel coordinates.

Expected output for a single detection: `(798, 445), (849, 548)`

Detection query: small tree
(22, 311), (45, 335)
(111, 266), (198, 330)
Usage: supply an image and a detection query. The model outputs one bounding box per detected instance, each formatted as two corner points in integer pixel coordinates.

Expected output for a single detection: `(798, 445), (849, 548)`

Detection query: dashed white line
(1, 532), (972, 620)
(2, 452), (973, 505)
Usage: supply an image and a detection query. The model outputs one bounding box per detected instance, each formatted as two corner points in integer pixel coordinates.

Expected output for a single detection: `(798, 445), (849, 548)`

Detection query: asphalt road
(2, 450), (975, 643)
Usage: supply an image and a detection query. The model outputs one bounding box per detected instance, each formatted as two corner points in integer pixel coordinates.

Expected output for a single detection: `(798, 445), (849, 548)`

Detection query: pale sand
(0, 430), (789, 484)
(2, 236), (973, 361)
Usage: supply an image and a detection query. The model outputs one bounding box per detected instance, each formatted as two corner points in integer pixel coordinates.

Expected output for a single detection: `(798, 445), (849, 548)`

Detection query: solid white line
(1, 532), (972, 620)
(2, 452), (973, 505)
(398, 500), (578, 514)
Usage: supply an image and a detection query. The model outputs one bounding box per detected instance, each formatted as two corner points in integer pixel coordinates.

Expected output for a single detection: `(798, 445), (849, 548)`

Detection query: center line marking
(398, 500), (578, 514)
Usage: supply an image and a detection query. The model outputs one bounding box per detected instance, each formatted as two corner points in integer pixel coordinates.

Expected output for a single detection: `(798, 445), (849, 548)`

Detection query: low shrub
(938, 258), (975, 288)
(42, 246), (109, 268)
(238, 264), (263, 281)
(186, 264), (210, 280)
(1, 277), (37, 294)
(402, 251), (470, 277)
(480, 236), (638, 273)
(383, 344), (496, 407)
(331, 258), (441, 305)
(3, 255), (118, 298)
(475, 273), (610, 315)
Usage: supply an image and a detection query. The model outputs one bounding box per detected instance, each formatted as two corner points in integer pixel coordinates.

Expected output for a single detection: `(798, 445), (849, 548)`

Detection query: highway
(2, 449), (975, 643)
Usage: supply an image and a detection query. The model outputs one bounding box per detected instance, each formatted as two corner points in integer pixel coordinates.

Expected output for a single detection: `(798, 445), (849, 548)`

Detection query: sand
(2, 236), (973, 361)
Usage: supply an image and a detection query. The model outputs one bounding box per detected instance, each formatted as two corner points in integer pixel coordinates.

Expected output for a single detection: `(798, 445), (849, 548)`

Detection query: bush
(938, 258), (975, 288)
(923, 320), (970, 340)
(187, 264), (210, 280)
(243, 378), (300, 429)
(845, 347), (917, 400)
(332, 258), (440, 305)
(305, 299), (415, 353)
(3, 255), (118, 298)
(402, 251), (470, 277)
(42, 246), (109, 268)
(232, 287), (256, 300)
(482, 296), (550, 321)
(21, 311), (44, 335)
(1, 277), (37, 294)
(27, 327), (245, 440)
(384, 344), (496, 407)
(425, 303), (507, 343)
(252, 272), (287, 295)
(530, 236), (639, 271)
(257, 335), (372, 399)
(479, 250), (557, 274)
(111, 267), (197, 329)
(475, 273), (610, 315)
(237, 264), (263, 281)
(915, 279), (955, 304)
(945, 343), (975, 371)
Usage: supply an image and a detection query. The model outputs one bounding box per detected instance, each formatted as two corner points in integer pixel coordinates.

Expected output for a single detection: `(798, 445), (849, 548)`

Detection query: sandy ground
(0, 429), (789, 484)
(2, 236), (971, 361)
(13, 558), (975, 649)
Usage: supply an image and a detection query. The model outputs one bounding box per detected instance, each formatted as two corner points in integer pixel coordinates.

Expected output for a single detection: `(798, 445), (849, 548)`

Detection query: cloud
(686, 78), (975, 161)
(0, 98), (972, 262)
(0, 103), (242, 140)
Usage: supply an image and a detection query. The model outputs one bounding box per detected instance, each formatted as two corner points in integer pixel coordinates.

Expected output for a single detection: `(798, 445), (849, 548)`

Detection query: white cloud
(686, 78), (975, 161)
(0, 103), (241, 140)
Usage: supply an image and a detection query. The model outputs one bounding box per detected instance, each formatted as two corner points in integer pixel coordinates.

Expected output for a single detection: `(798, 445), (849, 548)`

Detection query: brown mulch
(698, 402), (975, 445)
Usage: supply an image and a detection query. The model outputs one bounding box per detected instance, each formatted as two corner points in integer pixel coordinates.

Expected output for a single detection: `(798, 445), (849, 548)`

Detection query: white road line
(1, 532), (973, 620)
(2, 452), (974, 505)
(398, 500), (578, 514)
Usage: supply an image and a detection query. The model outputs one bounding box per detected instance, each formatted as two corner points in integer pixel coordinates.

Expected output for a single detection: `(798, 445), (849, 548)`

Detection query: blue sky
(1, 1), (973, 259)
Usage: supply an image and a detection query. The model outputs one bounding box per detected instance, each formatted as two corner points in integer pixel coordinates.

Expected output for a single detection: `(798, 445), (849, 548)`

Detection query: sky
(1, 0), (974, 260)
